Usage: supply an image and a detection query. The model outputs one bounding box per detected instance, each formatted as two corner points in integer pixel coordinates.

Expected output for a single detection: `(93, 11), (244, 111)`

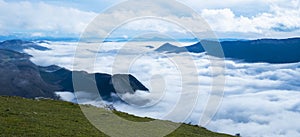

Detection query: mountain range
(155, 38), (300, 63)
(2, 37), (300, 100)
(0, 39), (50, 52)
(0, 40), (148, 101)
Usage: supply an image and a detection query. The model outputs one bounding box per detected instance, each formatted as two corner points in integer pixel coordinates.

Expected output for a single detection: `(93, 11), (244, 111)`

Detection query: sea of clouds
(25, 41), (300, 137)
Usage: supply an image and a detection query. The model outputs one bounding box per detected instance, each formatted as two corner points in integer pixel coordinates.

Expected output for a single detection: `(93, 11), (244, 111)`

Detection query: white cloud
(25, 41), (77, 69)
(1, 0), (299, 39)
(200, 2), (300, 38)
(27, 41), (300, 137)
(208, 90), (300, 137)
(81, 0), (216, 40)
(0, 0), (97, 36)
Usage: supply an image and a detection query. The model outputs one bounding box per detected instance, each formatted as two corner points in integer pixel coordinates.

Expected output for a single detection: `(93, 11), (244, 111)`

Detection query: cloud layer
(0, 0), (97, 37)
(27, 41), (300, 137)
(1, 0), (299, 39)
(201, 4), (300, 38)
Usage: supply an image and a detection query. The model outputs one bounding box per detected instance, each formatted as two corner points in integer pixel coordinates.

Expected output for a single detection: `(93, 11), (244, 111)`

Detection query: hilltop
(0, 96), (233, 137)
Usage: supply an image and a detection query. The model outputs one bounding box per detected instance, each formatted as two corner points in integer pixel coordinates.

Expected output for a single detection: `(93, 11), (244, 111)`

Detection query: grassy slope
(0, 96), (233, 137)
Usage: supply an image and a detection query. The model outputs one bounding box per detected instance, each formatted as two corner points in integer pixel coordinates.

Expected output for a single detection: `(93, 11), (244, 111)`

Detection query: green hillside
(0, 96), (233, 137)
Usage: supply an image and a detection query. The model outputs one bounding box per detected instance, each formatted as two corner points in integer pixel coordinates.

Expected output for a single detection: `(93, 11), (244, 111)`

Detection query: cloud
(207, 90), (300, 137)
(1, 0), (299, 39)
(25, 41), (77, 69)
(28, 42), (300, 137)
(81, 0), (217, 40)
(179, 0), (299, 17)
(0, 0), (213, 39)
(27, 41), (300, 137)
(55, 91), (76, 103)
(0, 0), (97, 37)
(200, 3), (300, 38)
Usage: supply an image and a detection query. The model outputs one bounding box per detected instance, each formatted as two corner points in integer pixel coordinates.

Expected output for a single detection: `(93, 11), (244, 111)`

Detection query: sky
(1, 1), (299, 136)
(0, 0), (299, 39)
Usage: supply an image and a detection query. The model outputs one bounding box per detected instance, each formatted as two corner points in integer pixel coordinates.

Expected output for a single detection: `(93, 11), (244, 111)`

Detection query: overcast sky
(0, 0), (299, 39)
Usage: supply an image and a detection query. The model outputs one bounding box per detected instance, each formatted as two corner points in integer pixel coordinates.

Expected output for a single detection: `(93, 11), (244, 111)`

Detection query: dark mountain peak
(0, 39), (50, 52)
(111, 74), (149, 94)
(155, 43), (180, 53)
(162, 42), (175, 46)
(38, 65), (62, 72)
(145, 45), (154, 49)
(36, 40), (50, 44)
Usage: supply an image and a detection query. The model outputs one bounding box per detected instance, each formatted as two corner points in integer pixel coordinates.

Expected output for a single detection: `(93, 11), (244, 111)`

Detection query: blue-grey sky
(0, 0), (299, 39)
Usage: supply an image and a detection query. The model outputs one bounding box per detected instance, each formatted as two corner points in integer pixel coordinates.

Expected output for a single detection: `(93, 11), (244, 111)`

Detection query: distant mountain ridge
(155, 38), (300, 63)
(0, 39), (50, 52)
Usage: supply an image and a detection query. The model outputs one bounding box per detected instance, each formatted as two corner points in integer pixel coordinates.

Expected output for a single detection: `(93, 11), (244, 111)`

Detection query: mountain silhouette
(0, 39), (50, 52)
(155, 38), (300, 63)
(0, 45), (148, 101)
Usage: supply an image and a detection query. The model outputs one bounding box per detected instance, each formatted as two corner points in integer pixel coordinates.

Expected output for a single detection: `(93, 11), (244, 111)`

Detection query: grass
(0, 96), (233, 137)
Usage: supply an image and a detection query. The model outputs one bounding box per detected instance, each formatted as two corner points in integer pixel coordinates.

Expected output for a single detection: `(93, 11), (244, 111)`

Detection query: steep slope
(0, 96), (233, 137)
(0, 49), (59, 98)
